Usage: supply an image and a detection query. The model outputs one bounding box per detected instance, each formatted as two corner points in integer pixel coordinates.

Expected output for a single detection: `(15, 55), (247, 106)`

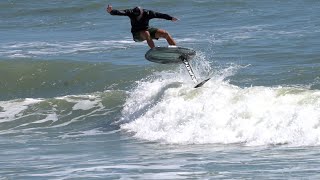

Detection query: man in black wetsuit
(106, 5), (178, 48)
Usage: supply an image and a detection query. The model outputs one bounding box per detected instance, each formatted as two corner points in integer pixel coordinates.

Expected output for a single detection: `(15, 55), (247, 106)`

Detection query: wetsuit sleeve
(110, 9), (131, 16)
(147, 10), (173, 20)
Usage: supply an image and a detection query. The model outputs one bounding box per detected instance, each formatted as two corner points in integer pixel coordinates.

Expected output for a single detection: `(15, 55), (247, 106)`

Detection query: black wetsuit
(110, 9), (174, 33)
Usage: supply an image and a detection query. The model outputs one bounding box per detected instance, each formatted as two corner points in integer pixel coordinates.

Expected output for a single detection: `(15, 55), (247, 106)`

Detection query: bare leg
(155, 29), (176, 46)
(140, 31), (155, 48)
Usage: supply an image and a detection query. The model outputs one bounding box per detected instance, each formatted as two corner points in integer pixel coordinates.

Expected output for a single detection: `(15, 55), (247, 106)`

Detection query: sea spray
(121, 66), (320, 146)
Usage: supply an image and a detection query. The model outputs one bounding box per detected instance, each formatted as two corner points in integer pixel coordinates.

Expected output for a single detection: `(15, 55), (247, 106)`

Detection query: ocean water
(1, 0), (320, 179)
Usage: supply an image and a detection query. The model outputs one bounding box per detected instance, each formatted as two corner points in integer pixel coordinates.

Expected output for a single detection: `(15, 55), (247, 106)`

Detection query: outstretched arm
(106, 4), (130, 16)
(148, 10), (178, 21)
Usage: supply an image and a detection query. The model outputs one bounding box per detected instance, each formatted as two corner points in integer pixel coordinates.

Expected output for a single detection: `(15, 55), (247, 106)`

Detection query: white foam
(0, 98), (44, 123)
(0, 93), (109, 132)
(33, 113), (59, 124)
(60, 129), (106, 139)
(121, 65), (320, 147)
(72, 100), (98, 111)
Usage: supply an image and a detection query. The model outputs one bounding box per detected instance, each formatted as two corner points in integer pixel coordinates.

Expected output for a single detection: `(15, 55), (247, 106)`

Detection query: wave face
(0, 60), (144, 100)
(4, 55), (320, 147)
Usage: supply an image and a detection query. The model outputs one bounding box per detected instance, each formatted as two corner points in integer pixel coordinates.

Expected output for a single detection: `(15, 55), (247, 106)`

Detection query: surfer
(106, 5), (178, 48)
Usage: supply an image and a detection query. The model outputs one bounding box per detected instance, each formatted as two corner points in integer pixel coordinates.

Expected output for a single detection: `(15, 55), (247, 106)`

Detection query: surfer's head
(132, 6), (143, 17)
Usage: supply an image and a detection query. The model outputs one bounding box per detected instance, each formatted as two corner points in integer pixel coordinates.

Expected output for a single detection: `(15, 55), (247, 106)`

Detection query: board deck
(145, 46), (196, 64)
(144, 46), (210, 88)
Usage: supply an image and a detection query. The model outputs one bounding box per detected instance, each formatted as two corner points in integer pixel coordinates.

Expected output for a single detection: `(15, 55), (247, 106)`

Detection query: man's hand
(106, 4), (112, 13)
(172, 17), (179, 22)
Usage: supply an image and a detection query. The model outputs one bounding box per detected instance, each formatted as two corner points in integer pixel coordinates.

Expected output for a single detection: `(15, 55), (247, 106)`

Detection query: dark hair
(132, 6), (141, 16)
